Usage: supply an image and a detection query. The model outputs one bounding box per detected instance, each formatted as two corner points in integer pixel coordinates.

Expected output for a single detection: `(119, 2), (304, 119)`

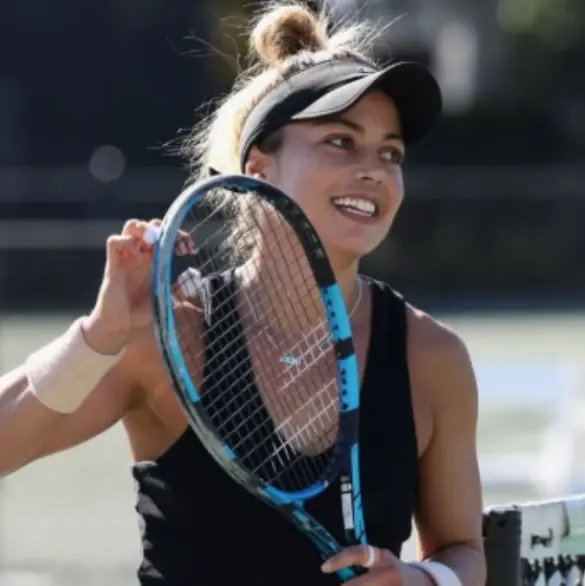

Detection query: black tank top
(132, 276), (418, 586)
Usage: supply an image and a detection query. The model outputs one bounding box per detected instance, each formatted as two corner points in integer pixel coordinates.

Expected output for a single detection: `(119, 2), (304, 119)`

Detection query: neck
(328, 254), (361, 312)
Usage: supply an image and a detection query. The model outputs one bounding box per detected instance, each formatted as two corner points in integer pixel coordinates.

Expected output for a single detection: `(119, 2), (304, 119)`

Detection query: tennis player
(0, 4), (486, 586)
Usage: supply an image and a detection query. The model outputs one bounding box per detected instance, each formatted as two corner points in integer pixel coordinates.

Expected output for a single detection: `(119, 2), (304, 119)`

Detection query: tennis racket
(146, 173), (367, 581)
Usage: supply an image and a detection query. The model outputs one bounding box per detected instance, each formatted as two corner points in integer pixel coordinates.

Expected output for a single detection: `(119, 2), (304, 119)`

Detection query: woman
(0, 4), (486, 586)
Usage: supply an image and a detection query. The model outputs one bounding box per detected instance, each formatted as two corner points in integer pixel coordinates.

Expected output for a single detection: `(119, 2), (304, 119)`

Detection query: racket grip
(336, 568), (356, 581)
(336, 565), (366, 582)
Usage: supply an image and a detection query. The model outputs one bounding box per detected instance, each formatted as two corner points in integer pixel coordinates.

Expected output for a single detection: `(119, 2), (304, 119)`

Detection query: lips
(331, 196), (379, 218)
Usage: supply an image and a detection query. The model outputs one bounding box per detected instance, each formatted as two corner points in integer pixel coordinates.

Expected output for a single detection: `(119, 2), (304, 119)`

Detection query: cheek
(387, 170), (405, 208)
(275, 155), (333, 211)
(294, 173), (331, 211)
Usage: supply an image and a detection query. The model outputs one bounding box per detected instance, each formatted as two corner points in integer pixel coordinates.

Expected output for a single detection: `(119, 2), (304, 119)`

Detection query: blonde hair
(179, 2), (381, 262)
(181, 1), (379, 180)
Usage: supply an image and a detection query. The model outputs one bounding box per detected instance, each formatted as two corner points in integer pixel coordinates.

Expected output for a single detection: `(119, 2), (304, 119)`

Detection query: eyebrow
(311, 114), (404, 142)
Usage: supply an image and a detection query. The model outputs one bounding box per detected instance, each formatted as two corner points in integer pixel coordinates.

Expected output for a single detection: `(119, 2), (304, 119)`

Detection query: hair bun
(250, 5), (328, 67)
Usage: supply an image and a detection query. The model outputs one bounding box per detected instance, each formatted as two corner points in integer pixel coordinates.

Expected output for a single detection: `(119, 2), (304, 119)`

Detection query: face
(245, 90), (405, 269)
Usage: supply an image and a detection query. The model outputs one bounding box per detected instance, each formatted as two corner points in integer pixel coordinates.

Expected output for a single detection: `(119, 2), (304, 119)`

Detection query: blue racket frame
(150, 174), (367, 581)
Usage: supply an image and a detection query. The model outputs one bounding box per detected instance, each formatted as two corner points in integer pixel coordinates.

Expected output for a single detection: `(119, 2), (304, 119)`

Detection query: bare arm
(413, 320), (486, 586)
(0, 325), (142, 477)
(0, 218), (186, 477)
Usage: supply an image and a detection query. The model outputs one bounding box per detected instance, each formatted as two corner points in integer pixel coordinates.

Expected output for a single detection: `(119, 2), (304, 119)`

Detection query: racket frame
(151, 174), (367, 580)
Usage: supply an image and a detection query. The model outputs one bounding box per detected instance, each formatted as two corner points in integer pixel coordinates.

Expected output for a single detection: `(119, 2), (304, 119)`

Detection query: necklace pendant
(280, 354), (302, 366)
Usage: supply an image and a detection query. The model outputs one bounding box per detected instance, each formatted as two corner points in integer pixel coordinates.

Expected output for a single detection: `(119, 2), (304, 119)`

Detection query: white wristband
(25, 318), (123, 414)
(409, 561), (462, 586)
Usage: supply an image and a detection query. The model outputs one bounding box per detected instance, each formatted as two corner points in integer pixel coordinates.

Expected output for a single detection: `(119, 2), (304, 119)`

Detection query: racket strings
(203, 363), (335, 489)
(201, 293), (338, 486)
(173, 189), (342, 491)
(175, 196), (319, 356)
(178, 268), (325, 389)
(226, 377), (338, 455)
(203, 313), (335, 435)
(228, 209), (339, 433)
(210, 308), (338, 464)
(176, 302), (335, 468)
(175, 277), (330, 430)
(245, 380), (339, 479)
(175, 224), (319, 370)
(176, 242), (336, 428)
(202, 335), (332, 488)
(245, 201), (323, 337)
(199, 315), (330, 417)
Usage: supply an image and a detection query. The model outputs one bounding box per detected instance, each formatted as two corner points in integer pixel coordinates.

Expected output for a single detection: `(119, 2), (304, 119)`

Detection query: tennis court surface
(1, 311), (585, 585)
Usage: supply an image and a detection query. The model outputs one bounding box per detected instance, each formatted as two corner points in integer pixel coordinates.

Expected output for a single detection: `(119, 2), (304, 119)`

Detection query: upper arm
(412, 320), (484, 558)
(30, 343), (144, 462)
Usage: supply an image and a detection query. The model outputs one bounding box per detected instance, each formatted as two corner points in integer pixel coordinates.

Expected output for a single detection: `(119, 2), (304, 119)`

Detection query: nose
(354, 165), (386, 184)
(353, 152), (387, 184)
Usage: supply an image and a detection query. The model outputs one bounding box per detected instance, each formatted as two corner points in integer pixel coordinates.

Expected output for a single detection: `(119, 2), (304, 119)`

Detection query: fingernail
(321, 561), (332, 573)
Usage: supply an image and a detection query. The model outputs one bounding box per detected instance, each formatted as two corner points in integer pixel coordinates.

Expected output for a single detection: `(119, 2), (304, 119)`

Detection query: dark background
(1, 0), (584, 312)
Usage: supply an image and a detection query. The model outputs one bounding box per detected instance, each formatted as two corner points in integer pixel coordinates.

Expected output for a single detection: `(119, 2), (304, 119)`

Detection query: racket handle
(336, 567), (356, 581)
(336, 565), (366, 582)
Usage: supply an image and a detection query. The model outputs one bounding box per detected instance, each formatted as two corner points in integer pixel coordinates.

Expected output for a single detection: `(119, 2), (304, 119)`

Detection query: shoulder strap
(357, 279), (419, 553)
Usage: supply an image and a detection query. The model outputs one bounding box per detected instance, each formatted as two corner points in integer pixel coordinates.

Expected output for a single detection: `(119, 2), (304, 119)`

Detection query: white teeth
(332, 197), (376, 217)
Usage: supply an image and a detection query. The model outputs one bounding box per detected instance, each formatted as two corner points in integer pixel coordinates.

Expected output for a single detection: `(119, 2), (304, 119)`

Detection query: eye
(380, 146), (404, 165)
(326, 135), (354, 150)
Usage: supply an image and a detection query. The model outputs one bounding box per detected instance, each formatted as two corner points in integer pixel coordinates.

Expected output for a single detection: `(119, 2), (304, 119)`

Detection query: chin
(324, 238), (382, 267)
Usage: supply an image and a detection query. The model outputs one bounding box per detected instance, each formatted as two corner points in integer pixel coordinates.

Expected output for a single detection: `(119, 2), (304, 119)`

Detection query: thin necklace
(257, 278), (363, 367)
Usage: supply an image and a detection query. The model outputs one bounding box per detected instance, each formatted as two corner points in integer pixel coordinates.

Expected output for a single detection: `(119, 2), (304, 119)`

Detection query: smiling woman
(249, 93), (407, 263)
(0, 3), (486, 586)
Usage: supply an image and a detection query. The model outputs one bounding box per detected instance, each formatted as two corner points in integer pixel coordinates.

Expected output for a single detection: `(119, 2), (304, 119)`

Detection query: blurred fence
(2, 163), (585, 307)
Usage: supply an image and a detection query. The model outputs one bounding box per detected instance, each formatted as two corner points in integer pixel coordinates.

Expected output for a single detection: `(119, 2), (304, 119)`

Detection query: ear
(243, 145), (270, 179)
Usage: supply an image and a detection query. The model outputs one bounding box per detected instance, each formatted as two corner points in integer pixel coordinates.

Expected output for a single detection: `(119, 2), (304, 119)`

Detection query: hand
(83, 218), (194, 354)
(321, 545), (434, 586)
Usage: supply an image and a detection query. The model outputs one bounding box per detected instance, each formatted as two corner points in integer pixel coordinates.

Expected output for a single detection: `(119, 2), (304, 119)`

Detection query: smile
(331, 196), (379, 218)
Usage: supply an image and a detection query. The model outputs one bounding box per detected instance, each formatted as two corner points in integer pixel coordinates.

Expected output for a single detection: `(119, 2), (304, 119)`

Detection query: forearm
(0, 317), (122, 477)
(0, 368), (64, 476)
(423, 542), (486, 586)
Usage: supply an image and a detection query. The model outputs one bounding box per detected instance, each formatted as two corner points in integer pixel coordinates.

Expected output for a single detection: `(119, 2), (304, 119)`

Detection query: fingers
(342, 566), (402, 586)
(122, 219), (161, 253)
(121, 219), (195, 256)
(175, 231), (196, 256)
(106, 234), (148, 268)
(322, 545), (394, 574)
(322, 546), (403, 586)
(106, 219), (161, 267)
(175, 268), (204, 299)
(364, 545), (377, 568)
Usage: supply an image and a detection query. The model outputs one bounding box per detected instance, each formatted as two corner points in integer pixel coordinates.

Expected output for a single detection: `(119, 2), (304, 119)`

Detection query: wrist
(406, 564), (437, 586)
(408, 561), (462, 586)
(25, 318), (123, 413)
(81, 312), (128, 355)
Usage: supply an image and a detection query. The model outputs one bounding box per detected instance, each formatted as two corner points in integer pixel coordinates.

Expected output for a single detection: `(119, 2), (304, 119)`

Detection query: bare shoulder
(406, 304), (470, 361)
(405, 303), (477, 410)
